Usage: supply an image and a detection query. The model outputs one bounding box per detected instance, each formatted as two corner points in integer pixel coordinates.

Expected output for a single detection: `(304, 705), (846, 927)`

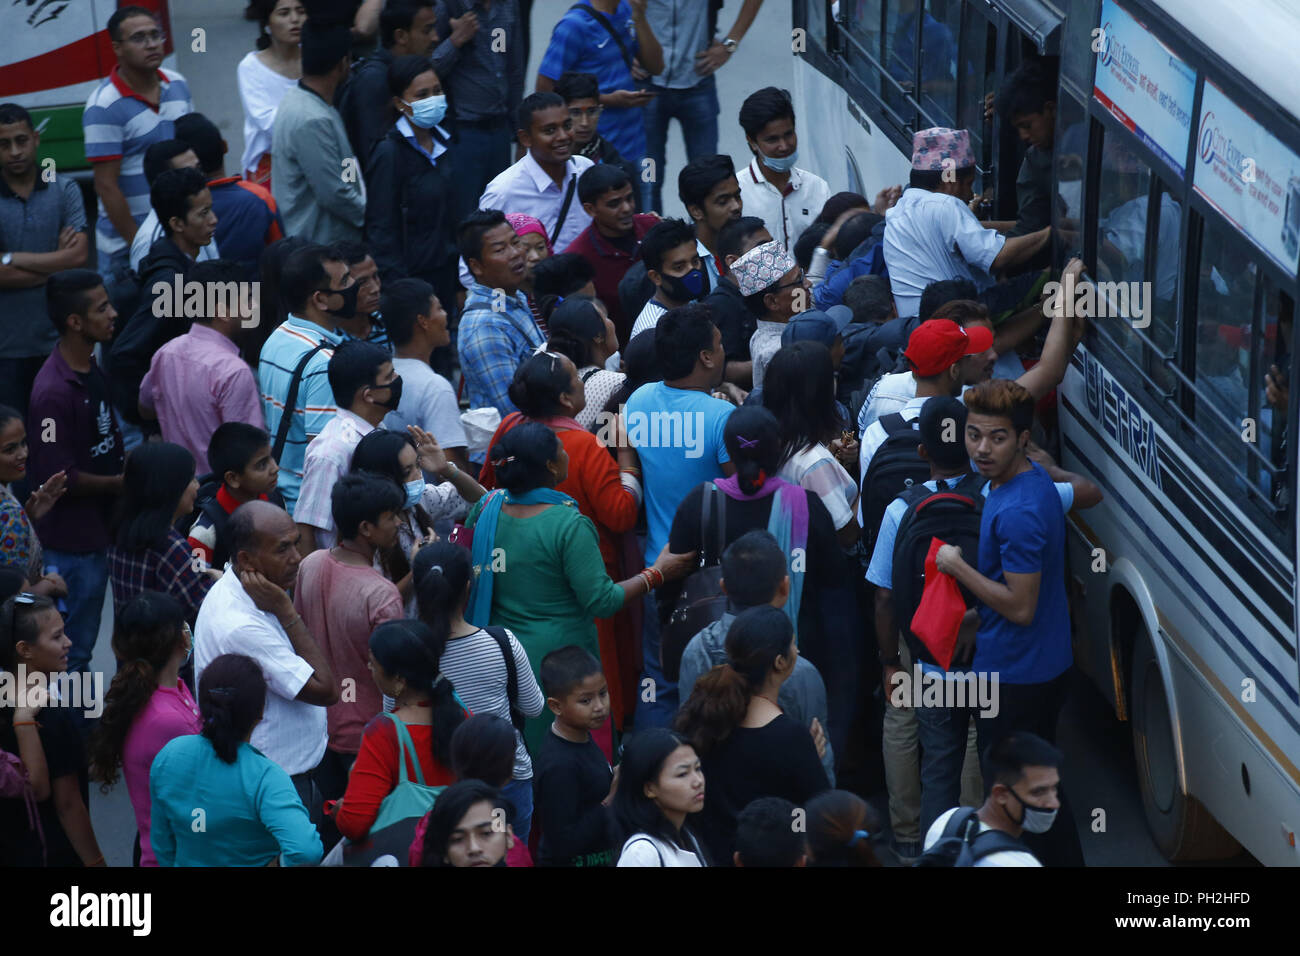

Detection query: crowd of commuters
(0, 2), (1097, 868)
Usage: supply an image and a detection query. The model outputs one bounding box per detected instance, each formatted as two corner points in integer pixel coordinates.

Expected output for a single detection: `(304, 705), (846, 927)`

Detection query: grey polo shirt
(0, 174), (86, 358)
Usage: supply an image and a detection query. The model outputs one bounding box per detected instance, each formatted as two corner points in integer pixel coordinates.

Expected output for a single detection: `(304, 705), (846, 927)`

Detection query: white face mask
(1006, 785), (1058, 833)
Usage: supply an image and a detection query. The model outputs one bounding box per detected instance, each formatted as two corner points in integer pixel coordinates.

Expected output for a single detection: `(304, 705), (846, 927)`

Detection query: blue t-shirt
(972, 462), (1072, 684)
(538, 1), (645, 164)
(625, 381), (733, 564)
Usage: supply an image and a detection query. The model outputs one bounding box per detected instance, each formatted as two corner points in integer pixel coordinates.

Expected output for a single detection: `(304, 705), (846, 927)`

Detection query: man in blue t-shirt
(626, 302), (734, 726)
(536, 0), (664, 171)
(933, 378), (1083, 866)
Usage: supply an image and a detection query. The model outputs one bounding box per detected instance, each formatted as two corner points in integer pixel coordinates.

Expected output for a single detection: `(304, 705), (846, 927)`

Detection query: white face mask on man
(1004, 785), (1058, 833)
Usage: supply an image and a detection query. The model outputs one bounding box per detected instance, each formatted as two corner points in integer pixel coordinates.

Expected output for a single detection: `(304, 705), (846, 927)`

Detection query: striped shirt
(440, 627), (545, 780)
(257, 315), (343, 515)
(82, 66), (193, 257)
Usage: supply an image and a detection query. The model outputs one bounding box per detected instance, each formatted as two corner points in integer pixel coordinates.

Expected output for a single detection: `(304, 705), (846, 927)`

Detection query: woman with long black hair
(332, 620), (468, 842)
(675, 606), (829, 865)
(413, 541), (544, 843)
(108, 442), (216, 623)
(613, 728), (708, 867)
(764, 341), (861, 547)
(149, 652), (322, 866)
(88, 591), (200, 867)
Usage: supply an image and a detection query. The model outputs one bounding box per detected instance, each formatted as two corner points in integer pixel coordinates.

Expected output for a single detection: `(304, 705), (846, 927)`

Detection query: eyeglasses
(125, 29), (166, 46)
(567, 107), (603, 121)
(772, 270), (807, 293)
(6, 592), (37, 639)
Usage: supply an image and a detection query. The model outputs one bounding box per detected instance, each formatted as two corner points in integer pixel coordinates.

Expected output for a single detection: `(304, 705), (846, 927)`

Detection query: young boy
(187, 421), (282, 570)
(733, 797), (807, 867)
(534, 645), (619, 867)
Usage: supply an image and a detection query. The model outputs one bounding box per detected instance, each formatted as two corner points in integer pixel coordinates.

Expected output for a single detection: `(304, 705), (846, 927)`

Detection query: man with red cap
(857, 318), (992, 491)
(883, 127), (1051, 318)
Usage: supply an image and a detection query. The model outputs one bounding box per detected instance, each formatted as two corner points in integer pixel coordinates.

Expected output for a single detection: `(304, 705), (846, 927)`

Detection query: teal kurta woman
(465, 492), (625, 754)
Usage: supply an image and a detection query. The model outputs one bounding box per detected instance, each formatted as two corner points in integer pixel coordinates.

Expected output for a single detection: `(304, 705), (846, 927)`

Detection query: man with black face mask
(295, 340), (402, 555)
(923, 731), (1060, 866)
(257, 244), (358, 516)
(629, 218), (710, 341)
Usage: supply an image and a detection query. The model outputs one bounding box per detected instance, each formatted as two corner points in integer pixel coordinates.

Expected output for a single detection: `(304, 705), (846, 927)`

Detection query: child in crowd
(187, 422), (282, 570)
(534, 646), (619, 867)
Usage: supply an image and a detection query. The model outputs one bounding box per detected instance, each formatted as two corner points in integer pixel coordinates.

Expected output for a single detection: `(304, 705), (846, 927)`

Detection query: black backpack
(861, 413), (931, 555)
(914, 807), (1033, 866)
(889, 472), (984, 667)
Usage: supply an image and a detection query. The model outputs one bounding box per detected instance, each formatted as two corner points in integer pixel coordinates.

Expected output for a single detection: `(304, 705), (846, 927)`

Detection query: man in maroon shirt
(27, 269), (125, 674)
(562, 164), (657, 343)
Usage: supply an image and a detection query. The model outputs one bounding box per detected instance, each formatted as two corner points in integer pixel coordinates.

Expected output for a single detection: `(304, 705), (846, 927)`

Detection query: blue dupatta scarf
(466, 487), (576, 627)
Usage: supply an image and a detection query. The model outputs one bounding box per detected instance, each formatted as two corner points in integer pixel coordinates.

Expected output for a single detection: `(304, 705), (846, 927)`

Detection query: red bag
(909, 537), (967, 670)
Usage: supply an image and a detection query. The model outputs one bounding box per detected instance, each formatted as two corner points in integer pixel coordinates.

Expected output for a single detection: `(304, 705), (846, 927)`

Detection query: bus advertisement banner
(1093, 0), (1196, 178)
(1194, 78), (1300, 274)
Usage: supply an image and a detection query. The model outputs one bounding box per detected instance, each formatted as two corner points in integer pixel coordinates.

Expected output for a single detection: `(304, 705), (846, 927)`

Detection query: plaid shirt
(457, 282), (543, 415)
(109, 528), (214, 623)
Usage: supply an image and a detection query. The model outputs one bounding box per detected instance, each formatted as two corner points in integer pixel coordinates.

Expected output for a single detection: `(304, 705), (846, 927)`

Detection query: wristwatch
(721, 37), (738, 54)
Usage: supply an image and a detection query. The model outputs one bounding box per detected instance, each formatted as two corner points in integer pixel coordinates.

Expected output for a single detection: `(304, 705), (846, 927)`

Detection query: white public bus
(792, 0), (1300, 864)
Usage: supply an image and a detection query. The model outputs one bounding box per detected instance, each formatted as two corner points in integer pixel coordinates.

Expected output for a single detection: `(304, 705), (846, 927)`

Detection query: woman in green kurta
(465, 423), (694, 754)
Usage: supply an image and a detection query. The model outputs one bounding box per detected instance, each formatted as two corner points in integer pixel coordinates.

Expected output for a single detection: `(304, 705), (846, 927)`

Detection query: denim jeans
(454, 120), (514, 218)
(914, 697), (978, 836)
(501, 776), (534, 846)
(641, 75), (720, 214)
(632, 589), (678, 730)
(45, 549), (108, 675)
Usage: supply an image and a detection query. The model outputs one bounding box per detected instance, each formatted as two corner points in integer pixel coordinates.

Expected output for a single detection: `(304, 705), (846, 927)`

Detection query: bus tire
(1130, 625), (1240, 860)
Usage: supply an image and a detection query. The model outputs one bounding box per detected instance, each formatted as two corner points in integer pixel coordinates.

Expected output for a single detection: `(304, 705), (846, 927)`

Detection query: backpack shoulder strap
(483, 626), (525, 734)
(940, 806), (981, 842)
(880, 412), (912, 436)
(626, 836), (666, 866)
(581, 366), (602, 383)
(969, 828), (1034, 862)
(272, 340), (331, 464)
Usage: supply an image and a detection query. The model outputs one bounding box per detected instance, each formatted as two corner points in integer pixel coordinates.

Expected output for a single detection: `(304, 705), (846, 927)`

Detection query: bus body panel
(1061, 352), (1300, 865)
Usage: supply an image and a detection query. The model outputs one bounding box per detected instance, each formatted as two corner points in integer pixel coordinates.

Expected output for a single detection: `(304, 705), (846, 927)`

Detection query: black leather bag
(662, 484), (728, 683)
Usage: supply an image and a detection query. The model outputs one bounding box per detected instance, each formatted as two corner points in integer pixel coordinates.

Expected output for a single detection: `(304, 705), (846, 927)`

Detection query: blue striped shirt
(82, 66), (193, 256)
(257, 315), (343, 515)
(457, 282), (543, 415)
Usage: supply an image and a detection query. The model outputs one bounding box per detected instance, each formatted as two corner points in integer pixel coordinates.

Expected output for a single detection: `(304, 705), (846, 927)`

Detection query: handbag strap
(272, 340), (331, 464)
(703, 483), (726, 565)
(549, 173), (578, 247)
(381, 712), (427, 787)
(570, 3), (633, 71)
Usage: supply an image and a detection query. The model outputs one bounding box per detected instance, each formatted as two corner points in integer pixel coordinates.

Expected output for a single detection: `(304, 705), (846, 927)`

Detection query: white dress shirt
(194, 568), (328, 776)
(459, 151), (595, 287)
(737, 157), (830, 250)
(881, 186), (1006, 318)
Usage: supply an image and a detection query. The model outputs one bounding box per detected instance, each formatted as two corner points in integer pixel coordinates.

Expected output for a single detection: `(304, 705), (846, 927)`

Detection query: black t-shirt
(0, 707), (87, 866)
(693, 716), (830, 866)
(703, 280), (757, 362)
(663, 483), (850, 676)
(534, 730), (618, 867)
(76, 368), (122, 477)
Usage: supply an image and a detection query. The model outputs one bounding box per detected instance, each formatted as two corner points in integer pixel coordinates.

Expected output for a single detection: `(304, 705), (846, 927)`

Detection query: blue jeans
(455, 120), (514, 218)
(45, 549), (109, 675)
(641, 75), (720, 214)
(632, 589), (678, 729)
(914, 697), (976, 837)
(501, 776), (534, 846)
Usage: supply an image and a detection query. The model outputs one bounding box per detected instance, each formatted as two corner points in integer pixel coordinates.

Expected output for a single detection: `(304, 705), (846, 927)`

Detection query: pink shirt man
(293, 549), (404, 756)
(140, 323), (266, 473)
(122, 680), (203, 867)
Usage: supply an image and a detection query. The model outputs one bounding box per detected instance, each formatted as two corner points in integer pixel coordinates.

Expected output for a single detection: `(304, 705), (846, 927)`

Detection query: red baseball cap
(904, 319), (994, 377)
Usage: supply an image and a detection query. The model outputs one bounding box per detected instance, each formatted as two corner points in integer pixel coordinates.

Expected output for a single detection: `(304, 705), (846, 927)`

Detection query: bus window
(1257, 280), (1293, 506)
(843, 0), (886, 106)
(809, 0), (829, 48)
(1193, 218), (1255, 462)
(1053, 94), (1088, 263)
(1148, 181), (1183, 392)
(884, 0), (956, 121)
(1061, 0), (1101, 95)
(919, 0), (961, 126)
(956, 5), (995, 176)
